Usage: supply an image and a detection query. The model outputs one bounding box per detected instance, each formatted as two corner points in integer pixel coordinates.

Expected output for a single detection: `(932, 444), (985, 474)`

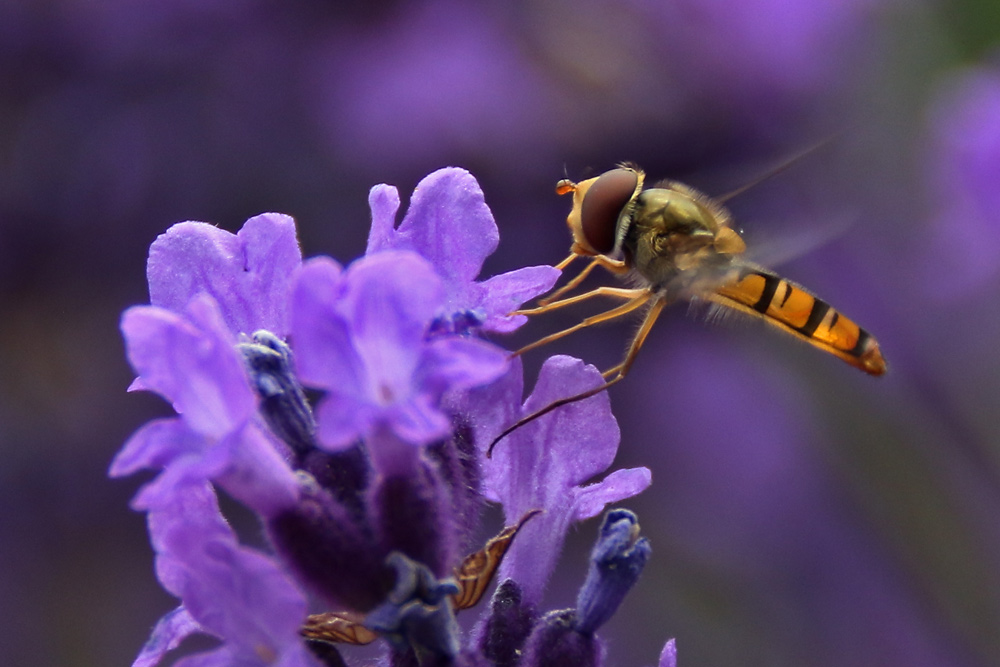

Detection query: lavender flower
(366, 167), (560, 335)
(290, 250), (509, 453)
(132, 479), (315, 667)
(113, 169), (669, 666)
(111, 212), (307, 514)
(145, 212), (303, 337)
(110, 293), (301, 519)
(452, 356), (652, 605)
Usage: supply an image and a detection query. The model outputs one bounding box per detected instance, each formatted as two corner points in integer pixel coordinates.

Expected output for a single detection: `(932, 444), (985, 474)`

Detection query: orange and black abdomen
(711, 267), (886, 376)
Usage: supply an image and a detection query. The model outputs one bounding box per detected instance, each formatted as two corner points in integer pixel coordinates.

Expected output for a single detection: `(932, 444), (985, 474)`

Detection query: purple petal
(297, 252), (454, 448)
(498, 501), (575, 606)
(393, 168), (498, 290)
(293, 251), (446, 416)
(483, 357), (622, 603)
(146, 480), (309, 661)
(517, 356), (621, 487)
(572, 467), (653, 521)
(290, 257), (362, 392)
(365, 183), (402, 254)
(126, 423), (299, 518)
(130, 454), (228, 515)
(212, 424), (301, 518)
(659, 638), (678, 667)
(109, 418), (202, 477)
(421, 336), (509, 393)
(363, 169), (556, 338)
(143, 479), (233, 589)
(442, 357), (525, 503)
(177, 544), (306, 658)
(272, 645), (323, 667)
(147, 213), (302, 336)
(132, 606), (204, 667)
(312, 393), (379, 451)
(386, 392), (453, 445)
(170, 631), (320, 667)
(476, 265), (562, 333)
(475, 356), (647, 605)
(121, 296), (256, 439)
(340, 251), (443, 400)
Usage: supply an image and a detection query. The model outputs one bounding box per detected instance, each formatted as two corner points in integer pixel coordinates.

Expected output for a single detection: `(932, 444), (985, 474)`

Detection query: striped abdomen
(710, 267), (886, 376)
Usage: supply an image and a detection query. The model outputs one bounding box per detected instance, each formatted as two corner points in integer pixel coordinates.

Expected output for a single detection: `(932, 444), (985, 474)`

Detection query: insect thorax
(625, 188), (734, 297)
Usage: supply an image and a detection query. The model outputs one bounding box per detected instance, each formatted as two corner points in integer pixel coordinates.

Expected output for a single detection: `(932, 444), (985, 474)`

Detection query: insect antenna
(715, 137), (836, 204)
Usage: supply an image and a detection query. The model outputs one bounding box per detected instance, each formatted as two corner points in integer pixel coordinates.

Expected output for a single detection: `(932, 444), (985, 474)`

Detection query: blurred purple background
(3, 1), (1000, 665)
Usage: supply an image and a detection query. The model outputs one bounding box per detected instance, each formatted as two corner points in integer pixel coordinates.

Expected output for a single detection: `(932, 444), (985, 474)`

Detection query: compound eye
(580, 168), (638, 254)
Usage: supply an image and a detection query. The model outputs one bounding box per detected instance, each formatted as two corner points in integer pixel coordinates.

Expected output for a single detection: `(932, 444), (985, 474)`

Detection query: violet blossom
(451, 356), (652, 606)
(366, 167), (561, 335)
(109, 212), (307, 519)
(113, 168), (670, 666)
(131, 479), (315, 667)
(290, 250), (510, 453)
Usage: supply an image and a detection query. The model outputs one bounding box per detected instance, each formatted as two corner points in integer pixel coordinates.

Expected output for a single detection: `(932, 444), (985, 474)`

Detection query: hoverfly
(488, 163), (886, 454)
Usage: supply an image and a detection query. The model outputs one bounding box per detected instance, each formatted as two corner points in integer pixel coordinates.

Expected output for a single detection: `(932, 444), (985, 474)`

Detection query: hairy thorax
(625, 187), (737, 299)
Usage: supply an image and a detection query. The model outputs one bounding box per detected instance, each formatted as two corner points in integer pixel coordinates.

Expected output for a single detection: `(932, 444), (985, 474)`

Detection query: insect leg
(517, 286), (648, 316)
(553, 252), (578, 271)
(539, 255), (629, 306)
(512, 290), (653, 358)
(601, 296), (667, 380)
(487, 296), (667, 458)
(539, 258), (599, 305)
